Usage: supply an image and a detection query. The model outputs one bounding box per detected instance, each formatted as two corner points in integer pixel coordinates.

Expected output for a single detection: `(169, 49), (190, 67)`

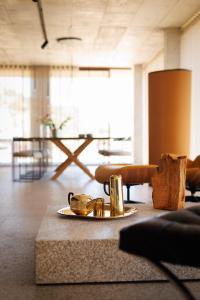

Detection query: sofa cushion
(119, 205), (200, 267)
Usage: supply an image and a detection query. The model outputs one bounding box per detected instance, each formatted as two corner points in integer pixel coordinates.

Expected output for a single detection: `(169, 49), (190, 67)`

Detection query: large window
(49, 67), (133, 164)
(0, 66), (133, 165)
(0, 67), (31, 164)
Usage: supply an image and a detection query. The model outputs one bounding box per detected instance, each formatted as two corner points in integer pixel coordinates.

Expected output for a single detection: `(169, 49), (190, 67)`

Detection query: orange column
(149, 69), (191, 165)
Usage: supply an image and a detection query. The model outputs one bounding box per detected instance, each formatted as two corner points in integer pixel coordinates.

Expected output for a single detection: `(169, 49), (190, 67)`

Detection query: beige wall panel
(149, 69), (191, 164)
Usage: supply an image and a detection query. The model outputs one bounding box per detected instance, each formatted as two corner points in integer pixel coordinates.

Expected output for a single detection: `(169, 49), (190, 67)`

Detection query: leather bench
(119, 205), (200, 300)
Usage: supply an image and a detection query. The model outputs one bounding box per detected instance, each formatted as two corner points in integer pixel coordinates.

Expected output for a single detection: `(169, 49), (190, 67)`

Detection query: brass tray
(57, 204), (137, 220)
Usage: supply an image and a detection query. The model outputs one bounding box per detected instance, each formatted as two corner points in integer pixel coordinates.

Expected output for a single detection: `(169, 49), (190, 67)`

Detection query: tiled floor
(0, 166), (200, 300)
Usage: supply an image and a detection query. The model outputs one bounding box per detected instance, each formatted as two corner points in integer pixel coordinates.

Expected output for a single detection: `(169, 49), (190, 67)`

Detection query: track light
(33, 0), (49, 49)
(41, 40), (48, 49)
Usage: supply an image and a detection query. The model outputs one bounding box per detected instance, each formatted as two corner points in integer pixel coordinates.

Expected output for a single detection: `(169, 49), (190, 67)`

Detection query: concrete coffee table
(35, 203), (200, 284)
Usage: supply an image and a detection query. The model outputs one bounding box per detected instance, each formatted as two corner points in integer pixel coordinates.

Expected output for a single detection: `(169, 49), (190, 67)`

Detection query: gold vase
(109, 175), (124, 216)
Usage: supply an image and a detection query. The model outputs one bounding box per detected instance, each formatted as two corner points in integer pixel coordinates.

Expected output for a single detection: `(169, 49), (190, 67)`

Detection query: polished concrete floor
(0, 166), (200, 300)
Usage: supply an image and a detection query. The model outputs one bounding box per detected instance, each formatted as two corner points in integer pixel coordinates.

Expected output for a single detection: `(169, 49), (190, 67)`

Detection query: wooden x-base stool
(51, 138), (95, 180)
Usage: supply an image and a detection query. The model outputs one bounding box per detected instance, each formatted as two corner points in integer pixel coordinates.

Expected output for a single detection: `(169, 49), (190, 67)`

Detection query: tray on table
(57, 204), (138, 220)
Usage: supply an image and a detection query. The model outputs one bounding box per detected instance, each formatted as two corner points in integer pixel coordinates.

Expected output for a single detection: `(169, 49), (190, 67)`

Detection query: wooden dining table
(13, 136), (112, 180)
(49, 136), (110, 180)
(12, 136), (131, 180)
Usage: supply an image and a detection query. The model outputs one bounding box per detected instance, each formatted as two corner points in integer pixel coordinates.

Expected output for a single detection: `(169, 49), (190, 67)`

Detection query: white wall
(133, 65), (143, 164)
(142, 52), (164, 163)
(181, 19), (200, 159)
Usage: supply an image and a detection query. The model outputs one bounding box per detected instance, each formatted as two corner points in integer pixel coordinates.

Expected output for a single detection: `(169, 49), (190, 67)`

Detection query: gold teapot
(68, 192), (97, 216)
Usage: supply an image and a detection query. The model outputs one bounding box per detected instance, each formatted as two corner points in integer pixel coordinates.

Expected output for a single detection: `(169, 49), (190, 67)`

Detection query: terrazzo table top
(36, 203), (166, 241)
(37, 204), (166, 241)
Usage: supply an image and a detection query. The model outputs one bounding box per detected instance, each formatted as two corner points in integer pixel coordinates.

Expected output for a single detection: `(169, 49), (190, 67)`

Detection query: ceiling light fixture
(32, 0), (49, 49)
(56, 37), (82, 43)
(56, 36), (82, 80)
(56, 36), (82, 67)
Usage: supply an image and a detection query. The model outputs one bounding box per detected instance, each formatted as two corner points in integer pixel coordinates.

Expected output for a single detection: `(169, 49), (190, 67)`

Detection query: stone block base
(35, 204), (200, 284)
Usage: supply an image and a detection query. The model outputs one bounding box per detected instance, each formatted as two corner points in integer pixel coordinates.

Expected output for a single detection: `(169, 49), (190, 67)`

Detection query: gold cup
(93, 198), (104, 217)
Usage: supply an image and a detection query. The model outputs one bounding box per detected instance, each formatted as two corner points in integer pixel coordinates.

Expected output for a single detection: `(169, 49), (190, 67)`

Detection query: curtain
(0, 66), (31, 139)
(0, 65), (133, 165)
(49, 67), (133, 164)
(49, 67), (133, 138)
(0, 66), (31, 164)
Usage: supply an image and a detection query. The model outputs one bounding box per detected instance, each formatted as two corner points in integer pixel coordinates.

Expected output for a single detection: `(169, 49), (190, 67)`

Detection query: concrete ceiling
(0, 0), (200, 67)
